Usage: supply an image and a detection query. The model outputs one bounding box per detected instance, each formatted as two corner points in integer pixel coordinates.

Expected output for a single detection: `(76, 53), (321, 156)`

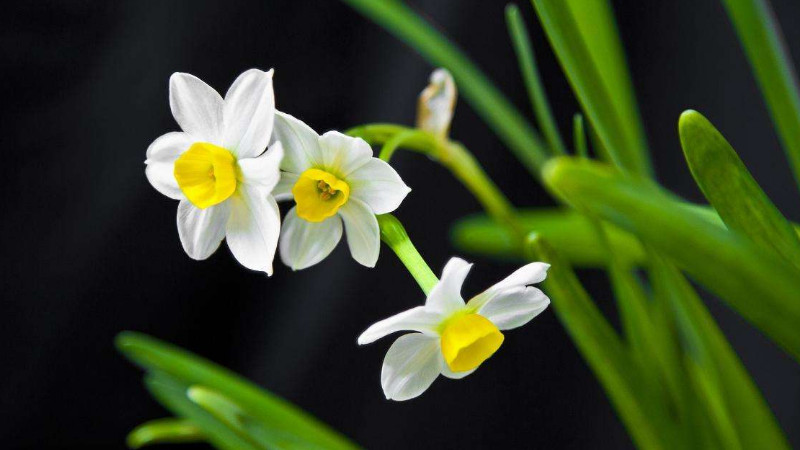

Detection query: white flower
(358, 257), (550, 401)
(145, 69), (283, 275)
(416, 68), (457, 139)
(271, 112), (411, 270)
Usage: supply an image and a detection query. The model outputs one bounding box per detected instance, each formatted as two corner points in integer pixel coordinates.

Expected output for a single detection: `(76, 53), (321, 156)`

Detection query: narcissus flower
(416, 68), (457, 139)
(145, 69), (283, 274)
(272, 113), (410, 270)
(358, 257), (550, 401)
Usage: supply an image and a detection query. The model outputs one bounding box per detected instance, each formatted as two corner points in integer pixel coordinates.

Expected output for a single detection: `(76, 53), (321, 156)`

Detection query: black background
(3, 0), (800, 448)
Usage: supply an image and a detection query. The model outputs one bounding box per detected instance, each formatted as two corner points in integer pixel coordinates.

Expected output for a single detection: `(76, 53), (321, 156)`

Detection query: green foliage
(116, 332), (359, 449)
(721, 0), (800, 189)
(679, 110), (800, 270)
(531, 0), (652, 176)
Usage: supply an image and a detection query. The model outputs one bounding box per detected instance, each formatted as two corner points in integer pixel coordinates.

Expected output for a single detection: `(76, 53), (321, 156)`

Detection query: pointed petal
(225, 185), (280, 275)
(381, 334), (441, 401)
(238, 142), (283, 192)
(169, 73), (224, 143)
(272, 111), (322, 174)
(425, 257), (471, 314)
(274, 171), (298, 201)
(177, 200), (230, 260)
(348, 159), (411, 214)
(279, 207), (342, 270)
(475, 286), (550, 331)
(223, 69), (275, 159)
(439, 353), (476, 380)
(357, 307), (443, 345)
(318, 131), (372, 176)
(338, 198), (380, 268)
(467, 262), (550, 311)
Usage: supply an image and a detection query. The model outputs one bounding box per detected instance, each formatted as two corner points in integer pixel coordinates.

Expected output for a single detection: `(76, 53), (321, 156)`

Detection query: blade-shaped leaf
(506, 4), (566, 155)
(649, 255), (790, 449)
(543, 157), (800, 361)
(116, 332), (358, 450)
(143, 373), (262, 450)
(451, 208), (645, 266)
(127, 419), (204, 449)
(679, 110), (800, 270)
(532, 0), (652, 177)
(721, 0), (800, 190)
(528, 236), (671, 449)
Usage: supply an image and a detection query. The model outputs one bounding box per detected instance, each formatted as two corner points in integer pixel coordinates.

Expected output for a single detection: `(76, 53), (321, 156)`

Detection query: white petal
(177, 200), (230, 260)
(425, 257), (471, 314)
(223, 69), (275, 159)
(338, 198), (380, 268)
(169, 73), (224, 143)
(439, 353), (476, 380)
(318, 131), (372, 176)
(145, 132), (193, 200)
(279, 207), (343, 270)
(272, 111), (322, 174)
(347, 159), (411, 214)
(274, 171), (298, 201)
(476, 286), (550, 331)
(467, 262), (550, 311)
(238, 142), (283, 192)
(145, 131), (193, 162)
(358, 306), (443, 345)
(146, 162), (183, 200)
(225, 185), (281, 275)
(381, 334), (441, 401)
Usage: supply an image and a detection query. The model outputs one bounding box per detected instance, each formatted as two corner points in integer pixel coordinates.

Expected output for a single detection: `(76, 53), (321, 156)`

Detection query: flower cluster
(144, 69), (550, 400)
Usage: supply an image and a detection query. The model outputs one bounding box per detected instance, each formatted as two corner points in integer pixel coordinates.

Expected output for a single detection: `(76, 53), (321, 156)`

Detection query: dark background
(2, 0), (800, 448)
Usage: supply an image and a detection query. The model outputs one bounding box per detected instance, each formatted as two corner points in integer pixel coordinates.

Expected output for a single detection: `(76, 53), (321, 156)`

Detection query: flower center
(293, 168), (350, 222)
(174, 142), (238, 209)
(440, 313), (504, 372)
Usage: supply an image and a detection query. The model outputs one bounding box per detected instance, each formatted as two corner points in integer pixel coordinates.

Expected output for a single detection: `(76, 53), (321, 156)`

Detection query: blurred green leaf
(532, 0), (652, 177)
(126, 418), (204, 449)
(573, 113), (588, 158)
(143, 373), (262, 450)
(649, 255), (790, 449)
(721, 0), (800, 189)
(528, 236), (671, 449)
(341, 0), (550, 177)
(116, 332), (358, 450)
(451, 208), (645, 266)
(505, 4), (566, 155)
(543, 157), (800, 361)
(679, 110), (800, 270)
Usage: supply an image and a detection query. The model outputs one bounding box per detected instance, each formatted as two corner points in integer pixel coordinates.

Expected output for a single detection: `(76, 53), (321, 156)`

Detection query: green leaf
(721, 0), (800, 190)
(527, 236), (671, 450)
(543, 157), (800, 361)
(505, 4), (566, 155)
(340, 0), (550, 177)
(143, 373), (262, 450)
(573, 113), (588, 158)
(532, 0), (652, 177)
(649, 255), (790, 449)
(451, 208), (645, 266)
(679, 110), (800, 270)
(116, 332), (359, 450)
(126, 419), (204, 448)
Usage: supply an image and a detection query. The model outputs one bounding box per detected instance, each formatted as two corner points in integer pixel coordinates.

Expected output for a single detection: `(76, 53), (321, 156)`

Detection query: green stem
(349, 124), (523, 236)
(377, 214), (439, 294)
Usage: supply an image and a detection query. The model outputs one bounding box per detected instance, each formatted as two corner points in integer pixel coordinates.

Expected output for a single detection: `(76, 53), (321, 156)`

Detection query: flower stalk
(376, 214), (439, 294)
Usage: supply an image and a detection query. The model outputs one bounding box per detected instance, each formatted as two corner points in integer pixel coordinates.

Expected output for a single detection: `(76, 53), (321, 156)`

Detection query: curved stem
(350, 124), (523, 237)
(377, 214), (439, 294)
